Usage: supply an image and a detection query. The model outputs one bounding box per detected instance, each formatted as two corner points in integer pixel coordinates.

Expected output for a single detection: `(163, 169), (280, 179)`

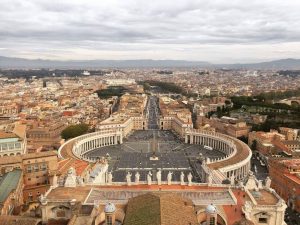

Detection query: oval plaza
(59, 95), (252, 185)
(49, 94), (287, 225)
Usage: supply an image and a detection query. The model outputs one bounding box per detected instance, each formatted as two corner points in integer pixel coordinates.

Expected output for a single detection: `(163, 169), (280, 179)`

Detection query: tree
(238, 136), (248, 144)
(138, 80), (184, 95)
(225, 100), (231, 105)
(61, 124), (89, 140)
(143, 83), (151, 91)
(251, 140), (257, 151)
(216, 106), (222, 118)
(207, 111), (214, 118)
(95, 86), (127, 99)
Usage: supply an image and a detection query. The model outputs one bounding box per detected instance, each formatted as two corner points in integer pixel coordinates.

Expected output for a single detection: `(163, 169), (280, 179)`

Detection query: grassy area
(138, 80), (184, 94)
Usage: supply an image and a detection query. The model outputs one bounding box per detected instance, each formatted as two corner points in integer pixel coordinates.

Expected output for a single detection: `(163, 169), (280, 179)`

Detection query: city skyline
(1, 0), (300, 63)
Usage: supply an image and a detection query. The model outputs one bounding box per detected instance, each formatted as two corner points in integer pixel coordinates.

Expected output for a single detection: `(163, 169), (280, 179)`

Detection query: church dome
(104, 202), (116, 213)
(206, 204), (217, 214)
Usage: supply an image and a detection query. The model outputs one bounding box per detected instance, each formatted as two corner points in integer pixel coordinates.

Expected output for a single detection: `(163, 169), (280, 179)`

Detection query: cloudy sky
(0, 0), (300, 63)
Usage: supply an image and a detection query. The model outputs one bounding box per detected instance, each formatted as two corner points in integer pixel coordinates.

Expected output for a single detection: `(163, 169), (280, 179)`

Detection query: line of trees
(255, 88), (300, 102)
(251, 119), (300, 132)
(138, 80), (185, 94)
(231, 93), (300, 113)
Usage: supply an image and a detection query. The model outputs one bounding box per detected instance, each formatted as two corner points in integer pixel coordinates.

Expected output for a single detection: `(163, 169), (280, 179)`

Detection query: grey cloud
(0, 0), (300, 62)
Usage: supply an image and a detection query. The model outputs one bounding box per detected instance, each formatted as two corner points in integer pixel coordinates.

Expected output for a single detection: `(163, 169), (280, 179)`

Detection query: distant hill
(218, 58), (300, 70)
(0, 56), (211, 69)
(0, 56), (300, 70)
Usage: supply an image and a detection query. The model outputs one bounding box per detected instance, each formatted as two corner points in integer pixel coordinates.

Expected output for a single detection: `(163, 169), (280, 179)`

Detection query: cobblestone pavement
(84, 130), (226, 182)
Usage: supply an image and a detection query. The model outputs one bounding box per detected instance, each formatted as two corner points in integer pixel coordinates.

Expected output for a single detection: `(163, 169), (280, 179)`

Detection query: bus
(204, 145), (213, 151)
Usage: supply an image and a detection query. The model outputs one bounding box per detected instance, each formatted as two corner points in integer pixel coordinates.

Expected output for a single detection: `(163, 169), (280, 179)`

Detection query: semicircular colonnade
(58, 128), (252, 182)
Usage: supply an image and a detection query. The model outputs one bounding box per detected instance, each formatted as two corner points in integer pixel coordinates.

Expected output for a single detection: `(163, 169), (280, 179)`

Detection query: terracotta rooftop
(57, 158), (89, 176)
(46, 187), (92, 202)
(208, 139), (251, 170)
(281, 159), (300, 167)
(57, 159), (71, 172)
(274, 139), (289, 149)
(223, 189), (250, 225)
(123, 193), (198, 225)
(0, 216), (41, 225)
(0, 155), (22, 165)
(0, 151), (57, 166)
(0, 131), (18, 139)
(59, 140), (76, 159)
(74, 160), (89, 176)
(284, 173), (300, 185)
(232, 218), (255, 225)
(249, 189), (279, 205)
(57, 158), (75, 175)
(22, 151), (57, 160)
(12, 124), (26, 139)
(47, 218), (69, 225)
(282, 140), (300, 145)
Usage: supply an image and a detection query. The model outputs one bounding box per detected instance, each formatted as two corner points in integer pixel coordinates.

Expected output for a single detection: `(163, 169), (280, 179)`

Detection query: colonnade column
(190, 135), (193, 144)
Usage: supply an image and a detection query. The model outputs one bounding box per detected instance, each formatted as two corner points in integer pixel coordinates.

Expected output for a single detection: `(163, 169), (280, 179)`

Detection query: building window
(15, 143), (21, 148)
(27, 166), (32, 173)
(106, 215), (112, 225)
(209, 217), (215, 225)
(41, 163), (47, 171)
(34, 164), (39, 172)
(259, 218), (268, 223)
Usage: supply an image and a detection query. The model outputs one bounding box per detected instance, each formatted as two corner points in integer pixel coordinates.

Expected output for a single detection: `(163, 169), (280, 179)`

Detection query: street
(146, 95), (159, 129)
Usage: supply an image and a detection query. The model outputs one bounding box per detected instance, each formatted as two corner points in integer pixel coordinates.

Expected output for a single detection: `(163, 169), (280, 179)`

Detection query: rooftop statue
(147, 171), (152, 185)
(126, 171), (132, 186)
(157, 169), (162, 185)
(135, 172), (140, 184)
(167, 171), (173, 185)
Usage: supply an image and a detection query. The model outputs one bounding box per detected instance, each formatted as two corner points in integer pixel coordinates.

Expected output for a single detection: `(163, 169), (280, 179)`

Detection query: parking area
(146, 95), (159, 129)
